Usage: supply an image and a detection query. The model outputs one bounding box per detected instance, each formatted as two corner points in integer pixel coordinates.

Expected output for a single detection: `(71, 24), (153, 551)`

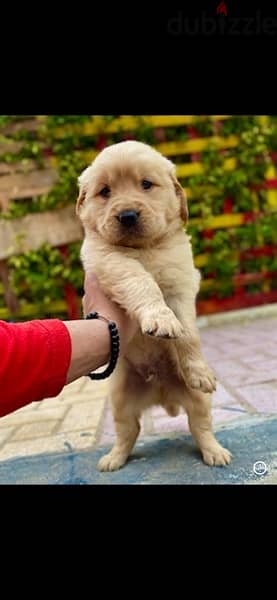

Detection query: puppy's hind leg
(98, 360), (143, 472)
(182, 388), (232, 466)
(162, 382), (232, 466)
(98, 415), (140, 472)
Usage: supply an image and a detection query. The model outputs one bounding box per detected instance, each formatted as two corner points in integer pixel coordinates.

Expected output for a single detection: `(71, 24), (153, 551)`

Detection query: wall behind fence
(0, 115), (276, 320)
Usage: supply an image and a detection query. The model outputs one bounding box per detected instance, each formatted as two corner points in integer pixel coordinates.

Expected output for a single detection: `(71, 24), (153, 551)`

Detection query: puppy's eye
(99, 185), (111, 198)
(142, 180), (153, 190)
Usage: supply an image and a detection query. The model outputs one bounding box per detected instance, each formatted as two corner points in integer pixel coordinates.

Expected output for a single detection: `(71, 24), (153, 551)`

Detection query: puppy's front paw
(185, 361), (217, 393)
(141, 307), (184, 339)
(97, 451), (127, 472)
(202, 444), (232, 467)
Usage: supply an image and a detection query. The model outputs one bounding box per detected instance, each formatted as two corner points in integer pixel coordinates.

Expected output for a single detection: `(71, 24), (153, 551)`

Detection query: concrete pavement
(0, 416), (276, 484)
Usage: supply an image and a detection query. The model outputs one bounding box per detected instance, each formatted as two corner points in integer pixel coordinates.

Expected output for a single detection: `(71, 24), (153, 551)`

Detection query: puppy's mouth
(115, 209), (144, 240)
(117, 225), (145, 246)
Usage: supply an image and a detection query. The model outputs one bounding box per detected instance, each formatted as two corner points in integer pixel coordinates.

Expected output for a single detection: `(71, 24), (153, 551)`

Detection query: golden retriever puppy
(76, 141), (232, 471)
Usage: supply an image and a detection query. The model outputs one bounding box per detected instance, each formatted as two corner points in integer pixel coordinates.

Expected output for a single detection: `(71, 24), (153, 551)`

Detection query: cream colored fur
(77, 141), (232, 471)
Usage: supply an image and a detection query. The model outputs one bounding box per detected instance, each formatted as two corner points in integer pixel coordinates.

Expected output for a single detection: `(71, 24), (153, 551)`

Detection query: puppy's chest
(140, 251), (185, 291)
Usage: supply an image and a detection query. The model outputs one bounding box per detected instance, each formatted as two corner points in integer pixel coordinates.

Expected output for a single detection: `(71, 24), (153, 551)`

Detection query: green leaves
(1, 115), (277, 309)
(8, 243), (83, 304)
(46, 116), (92, 127)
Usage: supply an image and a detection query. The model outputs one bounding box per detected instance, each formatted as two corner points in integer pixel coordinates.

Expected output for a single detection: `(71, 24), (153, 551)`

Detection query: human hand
(82, 273), (138, 352)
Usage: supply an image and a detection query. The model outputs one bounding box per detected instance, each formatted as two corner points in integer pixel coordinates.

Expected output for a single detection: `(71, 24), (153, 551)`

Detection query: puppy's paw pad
(97, 452), (126, 472)
(202, 446), (232, 467)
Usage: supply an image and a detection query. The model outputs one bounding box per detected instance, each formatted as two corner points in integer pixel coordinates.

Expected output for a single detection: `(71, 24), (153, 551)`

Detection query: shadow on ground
(0, 417), (276, 484)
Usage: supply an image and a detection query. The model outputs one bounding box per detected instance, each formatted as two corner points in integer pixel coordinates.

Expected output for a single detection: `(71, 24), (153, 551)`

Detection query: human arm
(0, 274), (138, 417)
(64, 273), (138, 383)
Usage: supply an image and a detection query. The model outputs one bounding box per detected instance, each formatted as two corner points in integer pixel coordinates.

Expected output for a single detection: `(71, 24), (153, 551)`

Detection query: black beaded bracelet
(85, 311), (120, 380)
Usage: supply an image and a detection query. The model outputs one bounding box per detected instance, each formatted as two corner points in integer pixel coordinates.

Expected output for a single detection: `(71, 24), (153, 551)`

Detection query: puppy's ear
(76, 188), (86, 215)
(170, 172), (188, 224)
(76, 166), (93, 215)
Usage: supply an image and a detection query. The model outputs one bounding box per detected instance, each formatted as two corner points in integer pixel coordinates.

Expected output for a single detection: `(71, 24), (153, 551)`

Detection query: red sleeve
(0, 319), (72, 417)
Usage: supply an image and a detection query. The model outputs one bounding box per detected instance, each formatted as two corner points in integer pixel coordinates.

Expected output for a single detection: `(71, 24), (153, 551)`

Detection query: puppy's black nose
(117, 210), (140, 227)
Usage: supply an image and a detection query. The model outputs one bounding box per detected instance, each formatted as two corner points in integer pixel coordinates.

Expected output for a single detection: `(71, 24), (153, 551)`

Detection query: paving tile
(58, 398), (106, 432)
(0, 406), (68, 428)
(240, 352), (274, 364)
(152, 414), (189, 434)
(11, 420), (58, 441)
(99, 432), (116, 446)
(0, 431), (96, 462)
(212, 404), (249, 426)
(71, 391), (109, 404)
(98, 406), (116, 446)
(223, 370), (277, 387)
(212, 382), (239, 407)
(16, 402), (41, 412)
(211, 360), (249, 378)
(0, 427), (15, 446)
(258, 343), (277, 357)
(235, 383), (277, 413)
(202, 346), (225, 361)
(243, 358), (277, 373)
(63, 380), (85, 394)
(81, 378), (109, 393)
(36, 396), (71, 410)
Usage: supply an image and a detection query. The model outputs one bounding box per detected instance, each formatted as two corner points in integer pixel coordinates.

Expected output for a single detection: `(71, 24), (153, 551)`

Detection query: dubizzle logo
(217, 1), (227, 16)
(167, 4), (277, 36)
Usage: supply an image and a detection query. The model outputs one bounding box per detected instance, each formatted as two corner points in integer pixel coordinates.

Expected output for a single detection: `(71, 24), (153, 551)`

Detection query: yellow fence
(0, 115), (276, 318)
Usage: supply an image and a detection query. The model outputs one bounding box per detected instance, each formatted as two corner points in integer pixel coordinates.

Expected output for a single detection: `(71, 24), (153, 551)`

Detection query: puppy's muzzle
(116, 210), (140, 227)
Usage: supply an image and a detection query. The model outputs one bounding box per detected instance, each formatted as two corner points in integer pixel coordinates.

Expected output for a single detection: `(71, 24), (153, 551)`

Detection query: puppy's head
(76, 140), (188, 247)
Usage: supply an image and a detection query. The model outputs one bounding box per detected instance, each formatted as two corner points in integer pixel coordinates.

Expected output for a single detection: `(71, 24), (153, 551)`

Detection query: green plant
(1, 115), (276, 314)
(8, 243), (83, 305)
